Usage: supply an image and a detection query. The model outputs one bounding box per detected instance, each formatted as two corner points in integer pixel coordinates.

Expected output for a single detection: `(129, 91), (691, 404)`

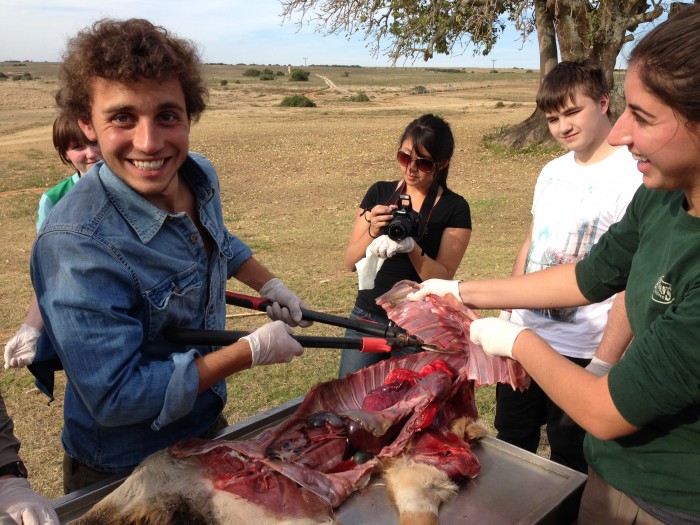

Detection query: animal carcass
(70, 281), (529, 525)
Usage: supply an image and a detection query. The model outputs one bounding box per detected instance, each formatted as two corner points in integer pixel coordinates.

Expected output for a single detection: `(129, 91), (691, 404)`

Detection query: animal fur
(68, 449), (334, 525)
(451, 416), (490, 441)
(381, 416), (490, 525)
(383, 456), (458, 525)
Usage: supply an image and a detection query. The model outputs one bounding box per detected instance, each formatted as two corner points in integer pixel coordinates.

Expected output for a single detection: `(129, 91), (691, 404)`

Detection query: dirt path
(315, 74), (344, 93)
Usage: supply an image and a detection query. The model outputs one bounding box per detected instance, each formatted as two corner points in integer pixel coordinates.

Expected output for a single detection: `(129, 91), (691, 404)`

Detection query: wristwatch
(0, 460), (28, 478)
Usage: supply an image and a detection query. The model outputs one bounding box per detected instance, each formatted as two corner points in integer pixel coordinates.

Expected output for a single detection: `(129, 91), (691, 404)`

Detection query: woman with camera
(338, 114), (472, 377)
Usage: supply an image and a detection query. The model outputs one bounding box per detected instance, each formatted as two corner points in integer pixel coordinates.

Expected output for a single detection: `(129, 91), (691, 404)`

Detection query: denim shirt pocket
(144, 266), (203, 341)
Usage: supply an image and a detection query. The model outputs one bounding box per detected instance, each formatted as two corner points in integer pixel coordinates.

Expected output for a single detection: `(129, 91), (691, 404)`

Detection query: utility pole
(303, 57), (308, 67)
(491, 59), (496, 70)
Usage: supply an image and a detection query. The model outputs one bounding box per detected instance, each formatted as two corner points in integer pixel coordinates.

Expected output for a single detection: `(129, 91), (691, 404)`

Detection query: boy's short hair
(52, 113), (95, 166)
(56, 18), (207, 124)
(536, 59), (609, 115)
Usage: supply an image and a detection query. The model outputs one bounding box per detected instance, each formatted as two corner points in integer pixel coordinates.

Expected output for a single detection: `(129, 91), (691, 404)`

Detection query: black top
(355, 181), (471, 317)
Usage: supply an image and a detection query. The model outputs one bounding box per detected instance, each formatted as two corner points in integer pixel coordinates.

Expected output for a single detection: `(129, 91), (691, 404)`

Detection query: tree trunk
(499, 108), (554, 149)
(536, 0), (559, 81)
(499, 0), (559, 150)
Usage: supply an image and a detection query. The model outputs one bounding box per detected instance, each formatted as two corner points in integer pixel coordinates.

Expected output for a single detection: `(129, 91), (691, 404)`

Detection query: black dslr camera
(382, 194), (425, 242)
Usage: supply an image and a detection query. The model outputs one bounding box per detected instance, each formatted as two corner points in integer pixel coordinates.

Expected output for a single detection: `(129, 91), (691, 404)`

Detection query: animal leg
(383, 456), (458, 525)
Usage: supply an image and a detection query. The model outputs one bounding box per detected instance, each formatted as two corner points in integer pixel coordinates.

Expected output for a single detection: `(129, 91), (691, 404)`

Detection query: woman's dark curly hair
(56, 18), (208, 123)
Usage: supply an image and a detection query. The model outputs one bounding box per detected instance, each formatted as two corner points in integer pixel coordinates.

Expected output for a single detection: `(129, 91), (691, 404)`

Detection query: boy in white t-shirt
(496, 60), (641, 472)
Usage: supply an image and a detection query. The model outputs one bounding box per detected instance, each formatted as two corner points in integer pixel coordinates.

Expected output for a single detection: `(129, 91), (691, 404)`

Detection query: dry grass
(0, 61), (558, 499)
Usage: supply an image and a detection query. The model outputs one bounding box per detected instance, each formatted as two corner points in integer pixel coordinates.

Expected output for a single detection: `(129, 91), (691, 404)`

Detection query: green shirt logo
(652, 276), (673, 304)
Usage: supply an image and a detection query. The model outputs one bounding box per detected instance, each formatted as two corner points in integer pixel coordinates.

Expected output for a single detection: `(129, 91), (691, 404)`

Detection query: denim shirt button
(190, 233), (198, 243)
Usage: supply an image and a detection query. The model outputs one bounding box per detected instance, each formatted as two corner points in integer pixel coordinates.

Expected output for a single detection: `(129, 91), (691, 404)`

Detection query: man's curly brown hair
(56, 18), (208, 123)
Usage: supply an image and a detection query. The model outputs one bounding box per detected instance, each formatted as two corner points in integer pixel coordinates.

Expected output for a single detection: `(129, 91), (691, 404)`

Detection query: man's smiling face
(79, 77), (191, 205)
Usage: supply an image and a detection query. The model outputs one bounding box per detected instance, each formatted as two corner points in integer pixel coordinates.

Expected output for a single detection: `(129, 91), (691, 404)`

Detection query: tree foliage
(282, 0), (666, 83)
(281, 0), (672, 147)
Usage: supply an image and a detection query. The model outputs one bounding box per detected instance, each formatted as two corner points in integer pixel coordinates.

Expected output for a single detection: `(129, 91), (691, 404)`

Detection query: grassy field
(0, 61), (561, 499)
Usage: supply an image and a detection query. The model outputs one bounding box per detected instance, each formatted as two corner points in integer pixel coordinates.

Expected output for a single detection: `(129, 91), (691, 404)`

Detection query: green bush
(495, 101), (505, 108)
(289, 69), (310, 81)
(348, 91), (370, 102)
(279, 95), (316, 107)
(21, 72), (32, 80)
(341, 71), (350, 77)
(0, 72), (7, 80)
(259, 72), (275, 81)
(413, 85), (428, 95)
(243, 68), (261, 77)
(220, 79), (228, 86)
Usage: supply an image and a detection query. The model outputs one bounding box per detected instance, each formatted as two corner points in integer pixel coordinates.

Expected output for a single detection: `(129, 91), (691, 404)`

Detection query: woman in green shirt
(409, 7), (700, 524)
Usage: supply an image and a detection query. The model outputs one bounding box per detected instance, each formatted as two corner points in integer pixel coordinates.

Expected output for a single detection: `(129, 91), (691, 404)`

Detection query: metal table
(54, 396), (587, 524)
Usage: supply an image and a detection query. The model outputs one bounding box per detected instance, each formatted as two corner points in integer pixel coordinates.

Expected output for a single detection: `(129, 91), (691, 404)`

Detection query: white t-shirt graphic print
(512, 147), (641, 358)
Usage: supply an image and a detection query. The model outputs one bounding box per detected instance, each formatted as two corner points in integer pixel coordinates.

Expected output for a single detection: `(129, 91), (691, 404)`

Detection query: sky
(0, 0), (543, 69)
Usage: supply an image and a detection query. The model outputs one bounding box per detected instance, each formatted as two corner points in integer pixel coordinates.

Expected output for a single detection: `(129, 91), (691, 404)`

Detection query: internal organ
(73, 280), (530, 524)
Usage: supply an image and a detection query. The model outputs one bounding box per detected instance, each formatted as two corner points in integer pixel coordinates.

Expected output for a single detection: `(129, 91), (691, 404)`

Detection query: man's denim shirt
(31, 153), (253, 473)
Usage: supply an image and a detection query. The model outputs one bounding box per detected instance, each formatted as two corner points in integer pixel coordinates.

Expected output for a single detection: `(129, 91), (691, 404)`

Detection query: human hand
(469, 317), (530, 359)
(367, 235), (415, 259)
(585, 356), (614, 377)
(4, 324), (40, 370)
(0, 477), (59, 525)
(365, 205), (395, 239)
(498, 310), (512, 321)
(259, 278), (312, 328)
(406, 279), (461, 302)
(241, 320), (304, 368)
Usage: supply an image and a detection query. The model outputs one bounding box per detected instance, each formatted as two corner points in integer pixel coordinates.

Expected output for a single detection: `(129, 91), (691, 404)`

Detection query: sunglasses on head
(396, 150), (436, 173)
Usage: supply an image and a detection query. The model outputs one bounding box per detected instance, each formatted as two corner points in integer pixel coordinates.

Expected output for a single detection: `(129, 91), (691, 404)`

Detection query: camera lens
(387, 220), (409, 241)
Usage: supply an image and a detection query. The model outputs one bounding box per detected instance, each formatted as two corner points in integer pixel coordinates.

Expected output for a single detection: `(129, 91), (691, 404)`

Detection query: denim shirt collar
(98, 155), (216, 244)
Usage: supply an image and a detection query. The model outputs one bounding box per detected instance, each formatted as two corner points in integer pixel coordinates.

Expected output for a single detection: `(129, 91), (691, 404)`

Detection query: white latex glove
(406, 279), (461, 302)
(4, 324), (40, 370)
(585, 356), (614, 377)
(259, 278), (312, 328)
(367, 235), (415, 259)
(498, 310), (512, 321)
(241, 320), (304, 368)
(469, 317), (530, 359)
(0, 477), (59, 525)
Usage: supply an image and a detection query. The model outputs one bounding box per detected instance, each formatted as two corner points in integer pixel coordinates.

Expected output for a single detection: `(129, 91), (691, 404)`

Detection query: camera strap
(419, 181), (440, 231)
